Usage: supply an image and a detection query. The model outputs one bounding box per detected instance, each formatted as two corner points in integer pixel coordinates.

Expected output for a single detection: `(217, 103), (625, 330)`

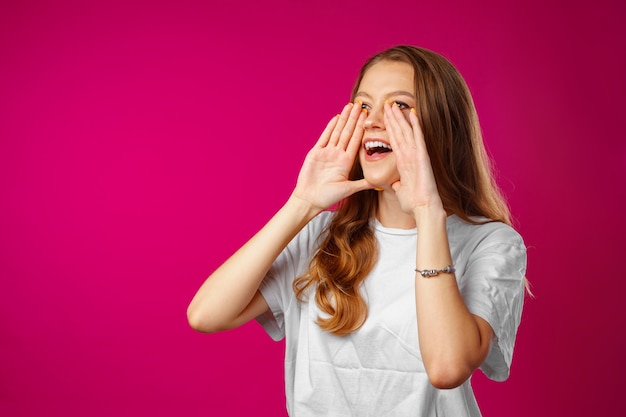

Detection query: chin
(359, 153), (400, 188)
(362, 170), (400, 188)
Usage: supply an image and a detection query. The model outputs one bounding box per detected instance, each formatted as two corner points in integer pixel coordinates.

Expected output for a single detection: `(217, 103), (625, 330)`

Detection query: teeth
(364, 141), (392, 151)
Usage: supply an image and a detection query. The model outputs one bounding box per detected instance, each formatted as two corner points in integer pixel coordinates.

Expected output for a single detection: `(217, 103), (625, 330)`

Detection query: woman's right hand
(291, 103), (373, 213)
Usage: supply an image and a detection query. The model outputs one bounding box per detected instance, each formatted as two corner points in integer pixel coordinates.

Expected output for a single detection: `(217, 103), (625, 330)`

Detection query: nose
(364, 106), (384, 130)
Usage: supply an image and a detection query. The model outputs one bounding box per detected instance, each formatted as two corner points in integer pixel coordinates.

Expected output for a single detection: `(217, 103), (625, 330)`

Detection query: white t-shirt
(257, 211), (526, 417)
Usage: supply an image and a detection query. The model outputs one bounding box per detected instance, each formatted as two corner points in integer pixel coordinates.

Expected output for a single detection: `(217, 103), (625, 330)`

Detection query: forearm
(414, 208), (491, 389)
(188, 102), (367, 332)
(187, 196), (319, 332)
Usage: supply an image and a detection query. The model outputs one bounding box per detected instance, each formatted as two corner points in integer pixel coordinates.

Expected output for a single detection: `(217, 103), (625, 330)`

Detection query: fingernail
(361, 108), (368, 114)
(411, 108), (417, 114)
(384, 99), (390, 105)
(356, 100), (363, 106)
(348, 102), (354, 107)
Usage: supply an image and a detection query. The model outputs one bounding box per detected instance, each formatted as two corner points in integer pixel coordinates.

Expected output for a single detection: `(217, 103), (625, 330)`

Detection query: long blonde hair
(294, 46), (512, 335)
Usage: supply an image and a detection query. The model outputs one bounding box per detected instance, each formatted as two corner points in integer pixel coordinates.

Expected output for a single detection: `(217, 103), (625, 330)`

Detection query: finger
(314, 114), (340, 148)
(391, 106), (413, 142)
(392, 105), (415, 147)
(345, 109), (366, 156)
(337, 100), (363, 149)
(393, 109), (417, 153)
(346, 178), (374, 195)
(409, 109), (427, 153)
(384, 102), (404, 138)
(328, 103), (354, 146)
(384, 102), (405, 150)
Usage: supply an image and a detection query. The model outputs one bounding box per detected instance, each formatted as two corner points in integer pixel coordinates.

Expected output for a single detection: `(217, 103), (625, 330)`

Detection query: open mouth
(365, 141), (393, 156)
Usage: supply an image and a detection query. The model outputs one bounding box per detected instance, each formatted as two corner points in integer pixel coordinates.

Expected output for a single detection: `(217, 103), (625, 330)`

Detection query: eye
(359, 101), (372, 111)
(394, 101), (410, 110)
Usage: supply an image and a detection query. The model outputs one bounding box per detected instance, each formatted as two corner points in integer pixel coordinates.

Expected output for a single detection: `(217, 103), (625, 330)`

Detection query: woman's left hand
(383, 102), (444, 219)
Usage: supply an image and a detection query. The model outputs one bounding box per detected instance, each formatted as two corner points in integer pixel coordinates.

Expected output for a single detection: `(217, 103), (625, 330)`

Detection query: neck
(375, 190), (417, 229)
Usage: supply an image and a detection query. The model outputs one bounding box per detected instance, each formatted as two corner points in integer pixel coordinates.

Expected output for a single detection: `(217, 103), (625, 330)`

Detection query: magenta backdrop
(1, 0), (625, 416)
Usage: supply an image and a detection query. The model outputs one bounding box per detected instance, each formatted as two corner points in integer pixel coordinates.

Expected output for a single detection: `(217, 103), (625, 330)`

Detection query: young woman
(188, 45), (527, 416)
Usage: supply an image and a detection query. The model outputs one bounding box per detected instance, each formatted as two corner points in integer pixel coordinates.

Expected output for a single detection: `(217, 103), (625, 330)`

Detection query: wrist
(286, 194), (322, 223)
(413, 204), (447, 226)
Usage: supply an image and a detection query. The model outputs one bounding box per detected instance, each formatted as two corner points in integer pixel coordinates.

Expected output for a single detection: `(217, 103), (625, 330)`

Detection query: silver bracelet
(415, 265), (455, 278)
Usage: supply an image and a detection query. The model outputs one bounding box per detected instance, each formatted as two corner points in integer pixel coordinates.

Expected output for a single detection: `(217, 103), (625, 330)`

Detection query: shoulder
(287, 210), (334, 253)
(447, 216), (524, 250)
(302, 210), (334, 240)
(308, 210), (334, 231)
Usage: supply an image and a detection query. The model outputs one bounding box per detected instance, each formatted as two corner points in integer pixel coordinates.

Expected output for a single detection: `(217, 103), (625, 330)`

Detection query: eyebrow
(354, 90), (416, 100)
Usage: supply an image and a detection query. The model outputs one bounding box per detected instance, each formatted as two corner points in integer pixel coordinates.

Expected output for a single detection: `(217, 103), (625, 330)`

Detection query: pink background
(1, 0), (625, 416)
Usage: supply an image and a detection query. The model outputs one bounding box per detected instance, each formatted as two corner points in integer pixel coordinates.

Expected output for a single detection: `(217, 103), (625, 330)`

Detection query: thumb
(347, 178), (374, 194)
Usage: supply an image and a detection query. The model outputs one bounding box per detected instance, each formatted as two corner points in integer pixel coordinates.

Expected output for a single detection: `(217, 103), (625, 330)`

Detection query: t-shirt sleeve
(458, 223), (527, 382)
(256, 212), (331, 341)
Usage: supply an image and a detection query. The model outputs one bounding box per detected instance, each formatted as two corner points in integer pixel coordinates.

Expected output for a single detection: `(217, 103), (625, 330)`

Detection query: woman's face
(354, 60), (416, 189)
